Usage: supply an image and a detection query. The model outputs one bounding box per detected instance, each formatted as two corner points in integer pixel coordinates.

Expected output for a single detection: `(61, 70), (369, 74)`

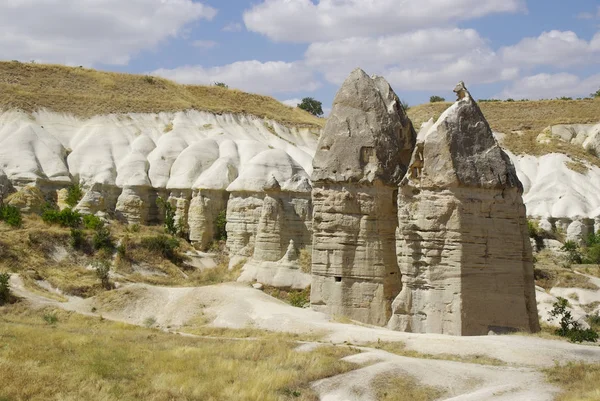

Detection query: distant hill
(0, 61), (324, 128)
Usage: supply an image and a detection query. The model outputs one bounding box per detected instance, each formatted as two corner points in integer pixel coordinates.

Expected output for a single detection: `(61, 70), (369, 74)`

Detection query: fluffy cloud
(244, 0), (525, 42)
(498, 73), (600, 99)
(501, 31), (600, 67)
(281, 98), (302, 107)
(152, 61), (320, 94)
(0, 0), (216, 66)
(305, 28), (498, 86)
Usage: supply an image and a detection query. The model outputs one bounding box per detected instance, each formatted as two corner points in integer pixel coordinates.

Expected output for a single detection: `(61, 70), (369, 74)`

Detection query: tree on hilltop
(298, 97), (324, 117)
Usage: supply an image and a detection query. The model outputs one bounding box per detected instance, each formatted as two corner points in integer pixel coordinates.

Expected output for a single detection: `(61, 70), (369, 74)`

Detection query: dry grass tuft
(363, 341), (506, 366)
(0, 304), (357, 401)
(0, 61), (324, 128)
(299, 248), (312, 274)
(545, 362), (600, 401)
(372, 372), (446, 401)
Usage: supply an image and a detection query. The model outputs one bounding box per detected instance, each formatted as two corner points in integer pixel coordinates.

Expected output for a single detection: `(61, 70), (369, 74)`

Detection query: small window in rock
(360, 146), (376, 167)
(334, 276), (342, 283)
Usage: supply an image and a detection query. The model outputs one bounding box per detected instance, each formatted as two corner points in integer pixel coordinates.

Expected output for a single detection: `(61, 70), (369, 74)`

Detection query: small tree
(65, 184), (83, 207)
(215, 210), (227, 241)
(0, 273), (11, 305)
(214, 82), (228, 88)
(298, 97), (324, 117)
(430, 95), (445, 103)
(156, 197), (177, 235)
(548, 297), (598, 343)
(93, 260), (112, 290)
(591, 88), (600, 98)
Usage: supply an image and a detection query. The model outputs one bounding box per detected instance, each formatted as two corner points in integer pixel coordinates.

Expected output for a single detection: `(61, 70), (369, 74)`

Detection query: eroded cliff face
(310, 69), (416, 325)
(390, 89), (539, 335)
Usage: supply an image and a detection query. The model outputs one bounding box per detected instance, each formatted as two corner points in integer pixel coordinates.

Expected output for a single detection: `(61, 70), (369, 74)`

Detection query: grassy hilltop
(0, 61), (324, 128)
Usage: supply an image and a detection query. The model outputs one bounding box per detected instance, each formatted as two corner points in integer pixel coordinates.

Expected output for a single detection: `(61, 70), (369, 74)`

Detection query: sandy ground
(9, 275), (600, 401)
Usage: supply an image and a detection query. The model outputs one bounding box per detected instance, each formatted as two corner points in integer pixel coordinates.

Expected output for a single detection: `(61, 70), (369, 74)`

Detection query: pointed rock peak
(264, 174), (280, 191)
(406, 83), (521, 190)
(312, 69), (415, 185)
(281, 239), (299, 262)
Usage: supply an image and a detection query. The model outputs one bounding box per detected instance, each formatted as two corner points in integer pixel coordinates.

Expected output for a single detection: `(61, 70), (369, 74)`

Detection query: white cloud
(222, 22), (243, 32)
(192, 40), (218, 49)
(244, 0), (526, 42)
(281, 98), (302, 107)
(305, 28), (495, 86)
(501, 30), (600, 68)
(0, 0), (216, 66)
(577, 12), (595, 20)
(498, 73), (600, 99)
(152, 60), (320, 94)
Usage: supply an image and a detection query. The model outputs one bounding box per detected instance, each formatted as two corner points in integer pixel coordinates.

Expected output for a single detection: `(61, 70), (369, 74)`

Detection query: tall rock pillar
(390, 83), (540, 335)
(310, 69), (415, 326)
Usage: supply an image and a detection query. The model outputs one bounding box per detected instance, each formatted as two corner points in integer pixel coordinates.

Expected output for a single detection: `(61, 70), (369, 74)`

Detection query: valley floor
(3, 275), (600, 401)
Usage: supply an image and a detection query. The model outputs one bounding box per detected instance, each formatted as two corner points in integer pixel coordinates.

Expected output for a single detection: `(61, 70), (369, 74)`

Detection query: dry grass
(0, 61), (324, 128)
(545, 362), (600, 401)
(0, 304), (357, 401)
(408, 99), (600, 167)
(363, 341), (506, 366)
(299, 248), (312, 274)
(372, 372), (446, 401)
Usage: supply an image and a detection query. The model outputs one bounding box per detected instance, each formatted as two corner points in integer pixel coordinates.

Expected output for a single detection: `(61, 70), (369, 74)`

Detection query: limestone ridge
(311, 68), (415, 184)
(310, 69), (415, 325)
(392, 83), (540, 335)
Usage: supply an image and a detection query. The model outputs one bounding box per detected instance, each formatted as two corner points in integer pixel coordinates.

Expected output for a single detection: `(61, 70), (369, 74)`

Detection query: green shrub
(0, 204), (22, 227)
(562, 241), (583, 264)
(140, 235), (180, 262)
(289, 288), (310, 308)
(0, 272), (11, 305)
(93, 259), (112, 290)
(548, 297), (598, 343)
(43, 313), (58, 325)
(92, 227), (114, 251)
(70, 228), (86, 250)
(42, 207), (82, 228)
(215, 210), (227, 241)
(65, 184), (83, 207)
(83, 214), (104, 230)
(157, 197), (177, 235)
(429, 95), (445, 103)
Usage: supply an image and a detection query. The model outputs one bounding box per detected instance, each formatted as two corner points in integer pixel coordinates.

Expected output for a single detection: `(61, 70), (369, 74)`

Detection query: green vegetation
(83, 214), (104, 230)
(70, 228), (86, 250)
(0, 272), (11, 305)
(264, 286), (311, 308)
(0, 305), (357, 401)
(548, 297), (598, 343)
(139, 235), (180, 263)
(214, 209), (227, 241)
(559, 233), (600, 265)
(545, 362), (600, 401)
(429, 95), (445, 103)
(42, 206), (82, 228)
(0, 203), (22, 227)
(93, 259), (112, 290)
(156, 197), (177, 236)
(213, 82), (228, 88)
(0, 61), (323, 128)
(298, 97), (324, 117)
(92, 226), (114, 252)
(65, 183), (83, 207)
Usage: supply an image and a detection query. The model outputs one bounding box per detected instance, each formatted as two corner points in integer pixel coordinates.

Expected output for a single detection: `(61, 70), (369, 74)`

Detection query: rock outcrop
(310, 69), (415, 325)
(390, 85), (540, 335)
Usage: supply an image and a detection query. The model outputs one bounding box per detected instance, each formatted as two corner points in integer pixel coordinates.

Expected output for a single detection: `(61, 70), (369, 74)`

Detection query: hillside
(0, 61), (324, 128)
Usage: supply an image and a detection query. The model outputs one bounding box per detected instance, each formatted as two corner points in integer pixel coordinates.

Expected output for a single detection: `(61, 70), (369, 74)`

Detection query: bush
(0, 272), (11, 305)
(548, 297), (598, 343)
(43, 313), (58, 325)
(429, 95), (445, 103)
(92, 227), (114, 251)
(93, 259), (112, 290)
(213, 82), (228, 88)
(83, 214), (104, 230)
(215, 210), (227, 241)
(157, 197), (177, 236)
(42, 207), (82, 228)
(400, 99), (409, 110)
(140, 235), (180, 262)
(289, 288), (310, 308)
(0, 204), (22, 227)
(561, 241), (583, 264)
(298, 97), (324, 117)
(65, 184), (83, 207)
(70, 229), (86, 250)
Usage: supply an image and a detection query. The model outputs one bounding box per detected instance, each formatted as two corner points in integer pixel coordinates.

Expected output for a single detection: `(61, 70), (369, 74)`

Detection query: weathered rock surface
(310, 69), (415, 325)
(391, 87), (539, 335)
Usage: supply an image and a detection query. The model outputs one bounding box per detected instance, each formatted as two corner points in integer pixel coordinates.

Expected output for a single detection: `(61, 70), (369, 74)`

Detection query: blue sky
(2, 0), (600, 111)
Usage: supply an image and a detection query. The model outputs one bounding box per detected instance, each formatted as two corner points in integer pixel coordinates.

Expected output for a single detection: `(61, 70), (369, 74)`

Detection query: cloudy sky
(2, 0), (600, 109)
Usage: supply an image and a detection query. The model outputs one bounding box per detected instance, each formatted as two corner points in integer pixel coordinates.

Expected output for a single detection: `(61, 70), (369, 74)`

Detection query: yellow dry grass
(0, 61), (324, 128)
(363, 341), (506, 366)
(408, 99), (600, 168)
(545, 362), (600, 401)
(0, 304), (357, 401)
(372, 373), (446, 401)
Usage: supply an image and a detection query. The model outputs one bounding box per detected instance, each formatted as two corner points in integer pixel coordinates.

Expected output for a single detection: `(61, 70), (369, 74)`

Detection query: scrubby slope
(0, 61), (324, 128)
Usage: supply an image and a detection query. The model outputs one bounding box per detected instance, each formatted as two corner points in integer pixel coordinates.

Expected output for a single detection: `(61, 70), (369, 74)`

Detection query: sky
(2, 0), (600, 112)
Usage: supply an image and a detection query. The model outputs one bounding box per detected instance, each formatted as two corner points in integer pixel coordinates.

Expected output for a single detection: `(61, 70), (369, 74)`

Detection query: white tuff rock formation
(309, 69), (416, 325)
(391, 85), (539, 335)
